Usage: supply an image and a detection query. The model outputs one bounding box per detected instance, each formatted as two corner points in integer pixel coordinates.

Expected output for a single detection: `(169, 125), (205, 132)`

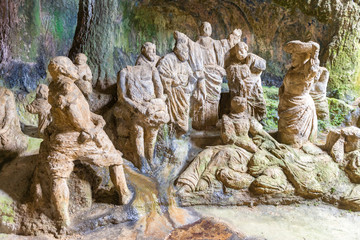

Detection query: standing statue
(191, 22), (242, 130)
(226, 42), (267, 121)
(310, 66), (330, 121)
(157, 31), (196, 136)
(73, 53), (93, 99)
(136, 42), (161, 67)
(0, 87), (28, 162)
(26, 84), (52, 138)
(278, 40), (320, 148)
(41, 56), (131, 229)
(117, 64), (169, 170)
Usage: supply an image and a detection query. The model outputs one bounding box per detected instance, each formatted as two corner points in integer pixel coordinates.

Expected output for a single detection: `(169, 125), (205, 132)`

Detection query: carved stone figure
(73, 53), (93, 99)
(226, 42), (267, 121)
(40, 56), (131, 229)
(0, 87), (28, 162)
(136, 42), (161, 67)
(117, 64), (169, 170)
(278, 40), (320, 148)
(176, 97), (281, 193)
(26, 84), (52, 138)
(157, 31), (195, 135)
(190, 22), (242, 130)
(310, 66), (330, 120)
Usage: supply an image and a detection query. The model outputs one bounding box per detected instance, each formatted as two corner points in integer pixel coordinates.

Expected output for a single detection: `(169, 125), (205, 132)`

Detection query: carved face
(142, 42), (157, 62)
(228, 29), (242, 48)
(200, 22), (212, 37)
(49, 56), (79, 81)
(174, 39), (189, 62)
(231, 96), (247, 113)
(235, 43), (248, 61)
(291, 52), (310, 68)
(74, 53), (87, 65)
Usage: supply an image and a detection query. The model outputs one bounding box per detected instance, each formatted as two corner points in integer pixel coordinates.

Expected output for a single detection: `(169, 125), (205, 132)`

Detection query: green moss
(327, 97), (354, 126)
(27, 137), (42, 153)
(263, 86), (279, 131)
(0, 196), (15, 225)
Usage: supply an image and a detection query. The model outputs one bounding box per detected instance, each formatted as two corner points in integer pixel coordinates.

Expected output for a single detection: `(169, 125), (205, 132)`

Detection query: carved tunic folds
(158, 52), (193, 133)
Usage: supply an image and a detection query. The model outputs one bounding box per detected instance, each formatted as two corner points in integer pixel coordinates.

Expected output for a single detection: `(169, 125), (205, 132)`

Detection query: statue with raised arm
(278, 40), (320, 148)
(26, 84), (52, 138)
(226, 42), (267, 121)
(310, 66), (330, 121)
(191, 22), (242, 130)
(116, 63), (169, 170)
(157, 31), (196, 136)
(40, 56), (132, 230)
(73, 53), (93, 99)
(136, 42), (161, 68)
(0, 87), (28, 162)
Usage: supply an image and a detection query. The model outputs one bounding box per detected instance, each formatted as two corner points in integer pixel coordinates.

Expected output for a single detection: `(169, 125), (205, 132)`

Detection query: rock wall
(1, 0), (360, 99)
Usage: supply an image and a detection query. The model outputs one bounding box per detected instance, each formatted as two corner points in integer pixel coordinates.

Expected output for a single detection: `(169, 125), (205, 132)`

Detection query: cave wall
(1, 0), (360, 100)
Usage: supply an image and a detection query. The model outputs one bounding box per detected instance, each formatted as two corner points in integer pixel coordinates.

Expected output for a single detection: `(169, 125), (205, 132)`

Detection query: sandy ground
(192, 203), (360, 240)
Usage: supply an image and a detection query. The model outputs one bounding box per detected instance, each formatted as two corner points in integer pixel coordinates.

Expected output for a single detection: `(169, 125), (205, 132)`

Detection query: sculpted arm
(118, 69), (146, 114)
(221, 115), (236, 144)
(152, 69), (165, 99)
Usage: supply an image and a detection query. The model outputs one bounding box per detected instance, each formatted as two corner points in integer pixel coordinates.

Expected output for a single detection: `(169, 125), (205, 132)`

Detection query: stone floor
(192, 203), (360, 240)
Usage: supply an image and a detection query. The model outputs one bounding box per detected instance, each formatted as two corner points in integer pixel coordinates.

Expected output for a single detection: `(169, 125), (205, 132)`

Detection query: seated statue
(310, 66), (330, 121)
(157, 31), (197, 136)
(73, 53), (93, 99)
(117, 64), (169, 170)
(136, 42), (161, 67)
(278, 40), (320, 148)
(39, 56), (132, 230)
(26, 84), (52, 138)
(176, 96), (283, 193)
(0, 87), (28, 163)
(226, 42), (267, 121)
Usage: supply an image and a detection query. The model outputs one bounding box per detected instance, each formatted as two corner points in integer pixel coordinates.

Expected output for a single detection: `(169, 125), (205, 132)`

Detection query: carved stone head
(36, 84), (49, 99)
(174, 31), (189, 62)
(48, 56), (79, 81)
(74, 53), (88, 65)
(234, 42), (248, 61)
(141, 42), (157, 62)
(231, 96), (247, 113)
(284, 40), (320, 69)
(200, 22), (212, 37)
(228, 29), (242, 48)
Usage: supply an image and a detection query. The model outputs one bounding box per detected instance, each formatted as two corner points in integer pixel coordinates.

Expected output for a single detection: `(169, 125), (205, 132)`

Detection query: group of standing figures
(0, 21), (330, 231)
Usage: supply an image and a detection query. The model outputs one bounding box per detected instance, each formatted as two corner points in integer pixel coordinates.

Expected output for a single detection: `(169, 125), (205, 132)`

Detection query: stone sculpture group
(3, 21), (360, 234)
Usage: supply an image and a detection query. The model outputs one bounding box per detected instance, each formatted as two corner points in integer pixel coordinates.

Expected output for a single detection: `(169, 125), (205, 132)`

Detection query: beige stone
(73, 53), (93, 99)
(278, 40), (320, 148)
(37, 56), (131, 230)
(190, 22), (242, 130)
(136, 42), (161, 67)
(0, 87), (28, 162)
(310, 66), (330, 120)
(117, 64), (169, 170)
(26, 84), (52, 138)
(157, 31), (195, 135)
(226, 42), (267, 121)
